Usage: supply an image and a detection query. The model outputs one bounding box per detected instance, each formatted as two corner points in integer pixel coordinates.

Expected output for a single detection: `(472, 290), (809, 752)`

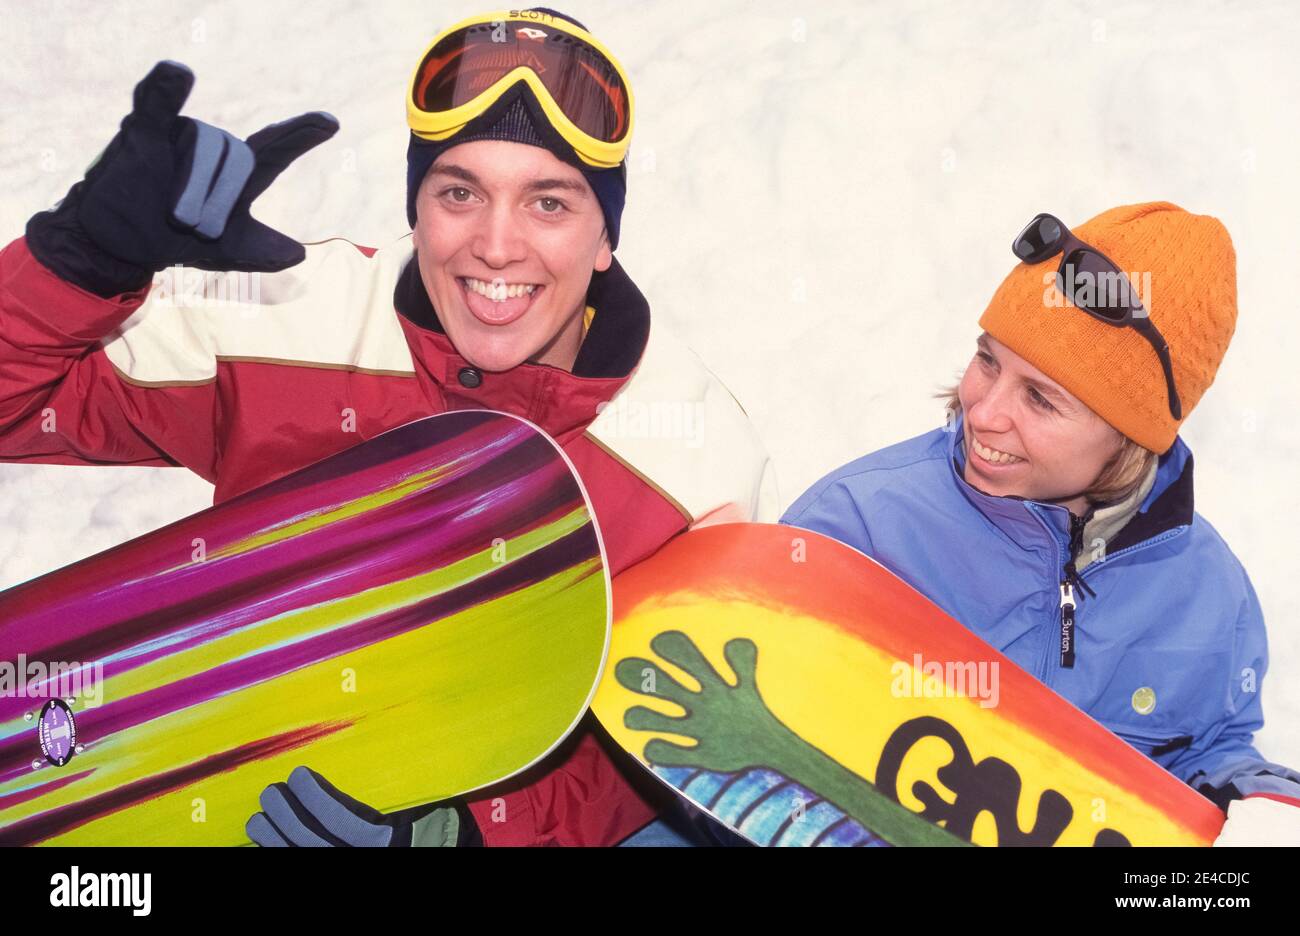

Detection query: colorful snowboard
(593, 523), (1225, 846)
(0, 410), (610, 845)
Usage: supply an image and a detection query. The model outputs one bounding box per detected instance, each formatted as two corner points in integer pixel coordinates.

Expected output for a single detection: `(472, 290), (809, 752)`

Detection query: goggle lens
(413, 21), (629, 144)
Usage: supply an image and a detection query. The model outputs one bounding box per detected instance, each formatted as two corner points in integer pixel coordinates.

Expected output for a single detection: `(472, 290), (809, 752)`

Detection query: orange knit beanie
(978, 202), (1237, 454)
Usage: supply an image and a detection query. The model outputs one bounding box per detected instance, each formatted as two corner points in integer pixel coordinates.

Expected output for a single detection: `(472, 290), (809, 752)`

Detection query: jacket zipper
(1030, 501), (1189, 682)
(1037, 523), (1189, 682)
(1057, 511), (1095, 669)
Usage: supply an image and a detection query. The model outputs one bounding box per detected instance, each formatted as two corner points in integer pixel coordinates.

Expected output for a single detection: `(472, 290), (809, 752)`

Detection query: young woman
(783, 202), (1300, 845)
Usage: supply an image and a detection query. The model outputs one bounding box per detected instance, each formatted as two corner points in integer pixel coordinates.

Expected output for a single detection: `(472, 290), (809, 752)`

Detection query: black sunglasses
(1012, 213), (1181, 421)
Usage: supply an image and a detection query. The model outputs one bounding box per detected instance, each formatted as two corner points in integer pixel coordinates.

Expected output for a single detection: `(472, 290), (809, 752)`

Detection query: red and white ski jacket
(0, 233), (779, 846)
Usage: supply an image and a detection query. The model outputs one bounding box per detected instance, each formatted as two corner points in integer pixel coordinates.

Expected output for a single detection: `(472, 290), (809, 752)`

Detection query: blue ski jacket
(782, 412), (1300, 810)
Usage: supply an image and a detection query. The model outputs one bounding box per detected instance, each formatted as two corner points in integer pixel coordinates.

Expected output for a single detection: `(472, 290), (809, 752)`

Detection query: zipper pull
(1072, 570), (1097, 600)
(1059, 580), (1076, 669)
(1058, 509), (1094, 671)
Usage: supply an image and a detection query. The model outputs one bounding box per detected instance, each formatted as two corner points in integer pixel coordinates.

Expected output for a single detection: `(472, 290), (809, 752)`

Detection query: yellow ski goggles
(407, 10), (634, 170)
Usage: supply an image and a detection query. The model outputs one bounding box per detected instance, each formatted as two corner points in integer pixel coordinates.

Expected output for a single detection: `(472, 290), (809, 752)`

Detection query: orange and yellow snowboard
(593, 523), (1224, 846)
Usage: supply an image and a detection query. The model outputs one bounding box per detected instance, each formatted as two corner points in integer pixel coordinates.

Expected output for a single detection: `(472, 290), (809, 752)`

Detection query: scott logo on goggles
(511, 9), (562, 22)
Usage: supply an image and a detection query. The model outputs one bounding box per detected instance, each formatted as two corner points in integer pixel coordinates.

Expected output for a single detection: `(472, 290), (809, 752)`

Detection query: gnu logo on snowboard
(38, 699), (77, 767)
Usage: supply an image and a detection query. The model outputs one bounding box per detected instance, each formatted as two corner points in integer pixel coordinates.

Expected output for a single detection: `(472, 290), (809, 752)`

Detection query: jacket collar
(946, 412), (1195, 557)
(1075, 458), (1157, 572)
(392, 250), (650, 438)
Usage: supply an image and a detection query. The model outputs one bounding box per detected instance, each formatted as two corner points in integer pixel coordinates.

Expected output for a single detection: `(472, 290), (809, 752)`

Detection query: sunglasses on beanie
(1012, 212), (1182, 421)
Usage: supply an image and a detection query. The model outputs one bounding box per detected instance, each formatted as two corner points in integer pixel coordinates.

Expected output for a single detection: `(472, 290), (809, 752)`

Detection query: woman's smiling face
(957, 333), (1124, 515)
(411, 140), (612, 373)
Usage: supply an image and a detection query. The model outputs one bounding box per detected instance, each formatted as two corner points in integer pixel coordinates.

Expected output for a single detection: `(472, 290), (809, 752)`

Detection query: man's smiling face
(411, 139), (612, 373)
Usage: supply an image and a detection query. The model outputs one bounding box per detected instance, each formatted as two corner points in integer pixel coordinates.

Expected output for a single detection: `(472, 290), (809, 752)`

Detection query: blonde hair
(937, 384), (1157, 508)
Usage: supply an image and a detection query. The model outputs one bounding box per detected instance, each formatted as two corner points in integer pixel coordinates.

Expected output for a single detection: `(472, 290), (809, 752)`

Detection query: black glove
(25, 60), (339, 297)
(245, 766), (482, 847)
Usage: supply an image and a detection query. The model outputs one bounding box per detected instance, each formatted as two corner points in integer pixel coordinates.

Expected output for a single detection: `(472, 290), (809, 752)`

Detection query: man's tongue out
(461, 277), (541, 327)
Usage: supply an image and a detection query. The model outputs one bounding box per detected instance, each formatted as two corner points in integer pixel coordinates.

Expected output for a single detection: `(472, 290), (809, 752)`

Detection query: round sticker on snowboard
(38, 699), (77, 767)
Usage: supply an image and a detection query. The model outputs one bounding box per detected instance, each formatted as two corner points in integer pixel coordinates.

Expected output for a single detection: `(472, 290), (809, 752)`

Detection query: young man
(0, 9), (776, 846)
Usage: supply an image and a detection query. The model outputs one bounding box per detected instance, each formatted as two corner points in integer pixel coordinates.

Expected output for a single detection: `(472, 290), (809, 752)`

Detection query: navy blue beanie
(405, 10), (627, 249)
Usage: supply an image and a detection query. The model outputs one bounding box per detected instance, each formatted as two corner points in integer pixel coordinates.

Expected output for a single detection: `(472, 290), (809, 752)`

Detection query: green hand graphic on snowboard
(616, 631), (968, 847)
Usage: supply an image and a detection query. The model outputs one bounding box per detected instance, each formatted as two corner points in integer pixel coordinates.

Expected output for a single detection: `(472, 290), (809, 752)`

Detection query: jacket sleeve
(465, 722), (656, 846)
(1161, 574), (1300, 808)
(0, 236), (218, 477)
(780, 476), (877, 557)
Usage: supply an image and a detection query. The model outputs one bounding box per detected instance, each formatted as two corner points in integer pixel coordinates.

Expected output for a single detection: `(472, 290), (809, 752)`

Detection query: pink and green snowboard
(0, 410), (610, 845)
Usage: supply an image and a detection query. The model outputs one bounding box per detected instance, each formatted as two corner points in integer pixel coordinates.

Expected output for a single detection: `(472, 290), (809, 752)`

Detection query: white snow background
(2, 1), (1297, 769)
